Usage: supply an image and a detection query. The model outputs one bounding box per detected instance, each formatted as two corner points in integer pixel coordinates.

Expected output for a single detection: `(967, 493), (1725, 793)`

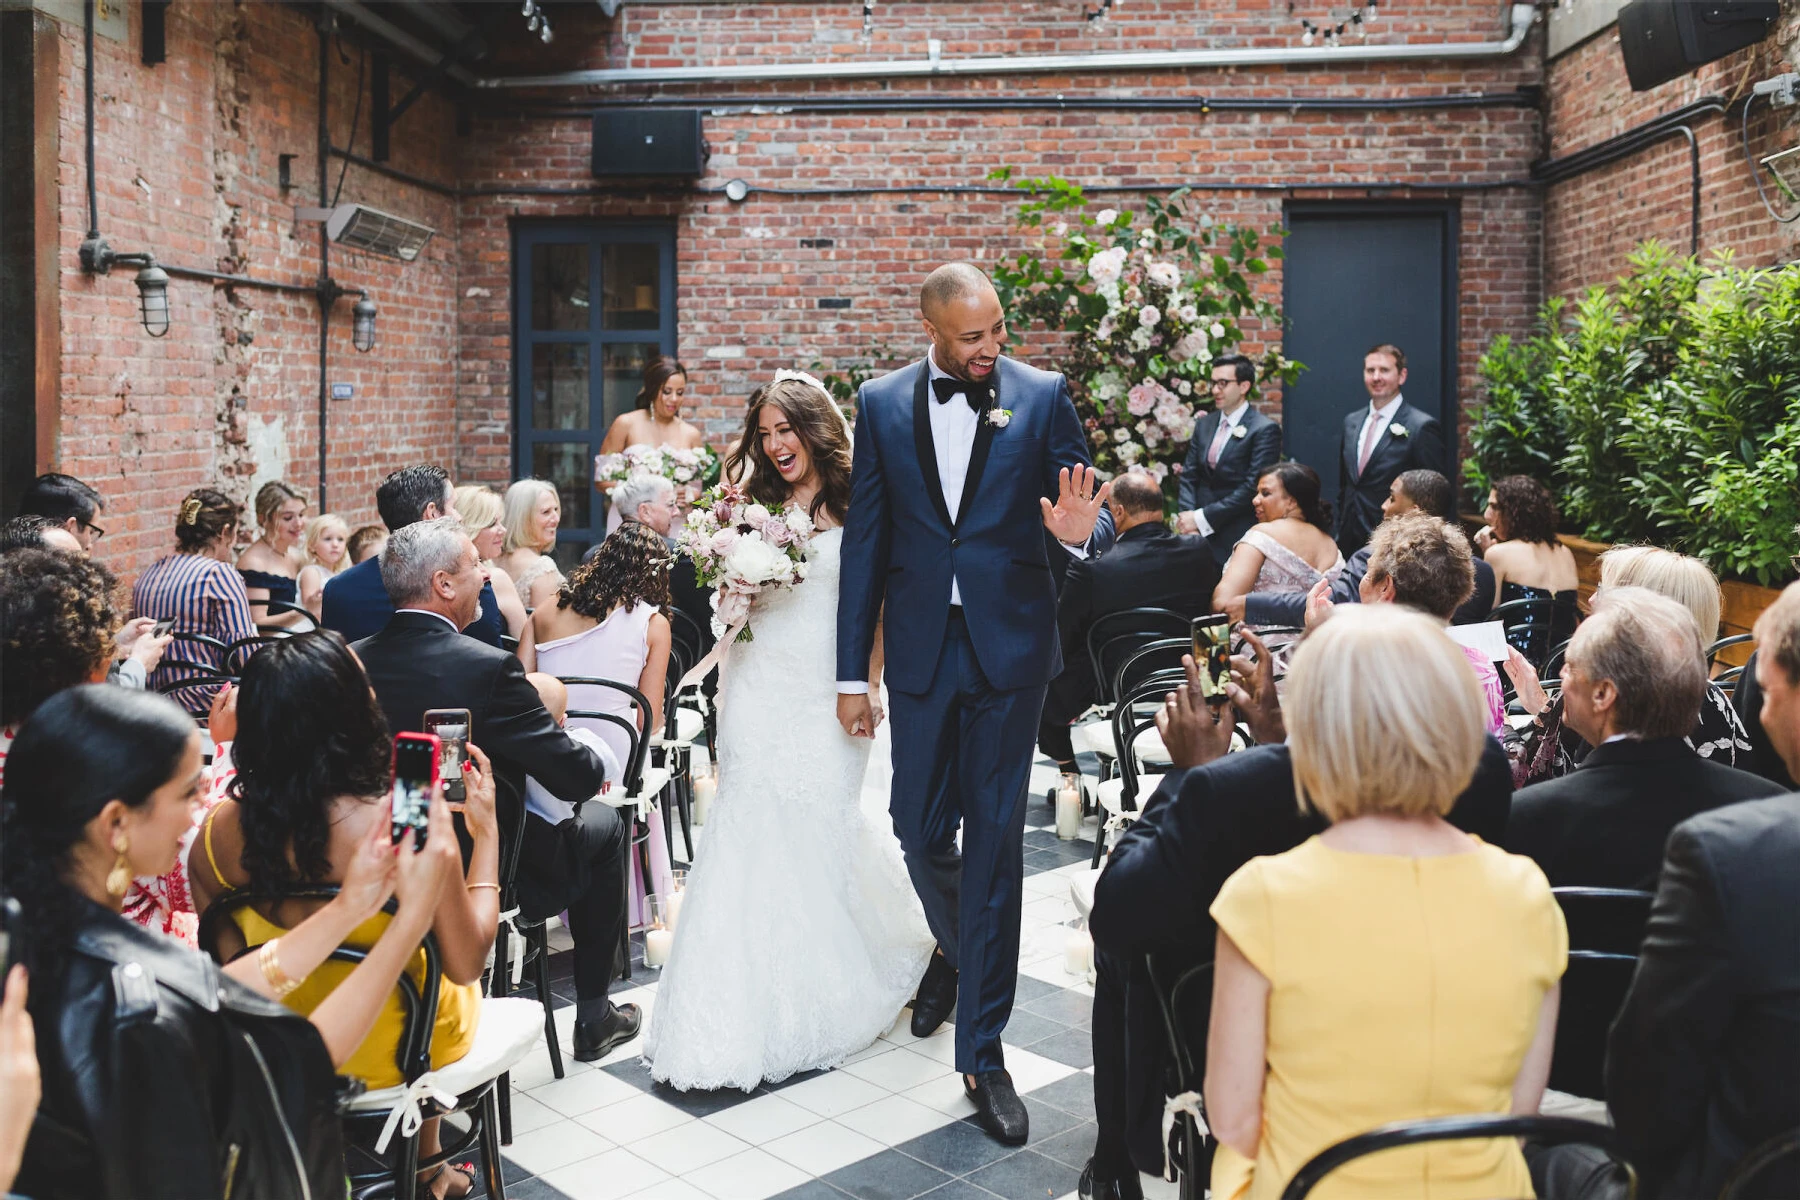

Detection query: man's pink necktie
(1206, 417), (1232, 469)
(1356, 414), (1382, 476)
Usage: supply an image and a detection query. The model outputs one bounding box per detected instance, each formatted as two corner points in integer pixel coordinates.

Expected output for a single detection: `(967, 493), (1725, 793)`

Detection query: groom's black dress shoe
(910, 952), (958, 1038)
(964, 1069), (1029, 1145)
(1078, 1159), (1144, 1200)
(572, 1003), (642, 1062)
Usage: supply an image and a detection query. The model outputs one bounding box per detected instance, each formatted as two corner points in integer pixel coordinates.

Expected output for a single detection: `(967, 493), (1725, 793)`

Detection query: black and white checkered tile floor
(465, 756), (1177, 1200)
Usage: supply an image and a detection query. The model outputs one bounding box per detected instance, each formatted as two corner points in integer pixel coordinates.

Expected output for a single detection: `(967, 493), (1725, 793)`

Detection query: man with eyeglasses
(17, 473), (106, 555)
(1175, 355), (1282, 561)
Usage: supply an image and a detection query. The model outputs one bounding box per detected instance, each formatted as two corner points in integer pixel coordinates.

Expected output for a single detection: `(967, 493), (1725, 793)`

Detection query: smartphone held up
(1191, 615), (1232, 706)
(389, 732), (441, 850)
(423, 708), (472, 803)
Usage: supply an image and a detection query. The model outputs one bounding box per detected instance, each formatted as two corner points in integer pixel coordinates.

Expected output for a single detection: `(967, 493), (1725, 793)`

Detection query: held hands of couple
(1041, 465), (1111, 547)
(836, 692), (885, 740)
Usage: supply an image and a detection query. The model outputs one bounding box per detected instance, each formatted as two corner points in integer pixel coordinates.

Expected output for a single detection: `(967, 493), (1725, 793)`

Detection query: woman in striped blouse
(132, 489), (257, 713)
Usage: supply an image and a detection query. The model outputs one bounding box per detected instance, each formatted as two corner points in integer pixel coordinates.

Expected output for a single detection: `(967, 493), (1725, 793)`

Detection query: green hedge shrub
(1466, 242), (1800, 586)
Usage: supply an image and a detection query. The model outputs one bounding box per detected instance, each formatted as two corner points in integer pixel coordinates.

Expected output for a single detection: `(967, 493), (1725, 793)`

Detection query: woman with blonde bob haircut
(1507, 544), (1750, 784)
(495, 478), (565, 610)
(1206, 605), (1567, 1200)
(453, 484), (534, 663)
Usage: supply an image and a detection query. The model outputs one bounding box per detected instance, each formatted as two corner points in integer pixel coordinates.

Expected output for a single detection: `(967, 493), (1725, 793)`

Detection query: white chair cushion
(1071, 722), (1114, 757)
(1068, 868), (1102, 919)
(342, 996), (544, 1113)
(1096, 773), (1165, 816)
(667, 707), (704, 746)
(1133, 726), (1171, 765)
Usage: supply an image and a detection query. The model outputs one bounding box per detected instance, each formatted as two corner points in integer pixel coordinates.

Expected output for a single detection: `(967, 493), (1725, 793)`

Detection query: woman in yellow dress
(191, 632), (501, 1200)
(1205, 605), (1566, 1200)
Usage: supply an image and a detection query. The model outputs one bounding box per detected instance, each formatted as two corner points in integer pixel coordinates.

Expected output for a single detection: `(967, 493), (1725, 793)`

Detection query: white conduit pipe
(476, 3), (1537, 89)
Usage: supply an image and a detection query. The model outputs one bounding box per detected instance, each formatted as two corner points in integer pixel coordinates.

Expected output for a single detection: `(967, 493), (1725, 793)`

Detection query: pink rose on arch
(1127, 382), (1160, 417)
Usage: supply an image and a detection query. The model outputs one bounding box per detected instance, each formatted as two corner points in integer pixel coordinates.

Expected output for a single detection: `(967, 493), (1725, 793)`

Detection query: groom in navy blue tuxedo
(837, 263), (1111, 1145)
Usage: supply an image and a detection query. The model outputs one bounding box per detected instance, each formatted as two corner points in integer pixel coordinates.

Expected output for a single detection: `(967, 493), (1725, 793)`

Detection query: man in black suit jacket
(1335, 344), (1446, 557)
(1506, 588), (1784, 890)
(1175, 354), (1281, 561)
(1242, 469), (1492, 627)
(1077, 654), (1512, 1199)
(1731, 649), (1795, 788)
(322, 464), (504, 646)
(1600, 586), (1800, 1200)
(353, 517), (640, 1060)
(1039, 472), (1218, 769)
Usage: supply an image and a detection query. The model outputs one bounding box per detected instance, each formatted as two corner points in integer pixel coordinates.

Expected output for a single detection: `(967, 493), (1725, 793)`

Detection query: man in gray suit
(1335, 343), (1445, 556)
(1175, 354), (1281, 561)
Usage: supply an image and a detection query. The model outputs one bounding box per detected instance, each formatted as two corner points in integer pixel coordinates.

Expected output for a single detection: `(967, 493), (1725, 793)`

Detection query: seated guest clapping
(1080, 626), (1514, 1199)
(1244, 469), (1493, 627)
(352, 517), (639, 1061)
(189, 632), (498, 1199)
(1204, 605), (1562, 1200)
(4, 686), (456, 1199)
(1505, 587), (1785, 890)
(1037, 470), (1218, 771)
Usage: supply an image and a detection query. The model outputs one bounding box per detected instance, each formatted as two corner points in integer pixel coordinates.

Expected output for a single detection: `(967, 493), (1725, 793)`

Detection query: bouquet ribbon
(675, 619), (747, 692)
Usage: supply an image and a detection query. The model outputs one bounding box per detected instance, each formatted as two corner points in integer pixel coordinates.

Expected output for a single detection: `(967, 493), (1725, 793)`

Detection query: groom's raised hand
(1041, 464), (1113, 548)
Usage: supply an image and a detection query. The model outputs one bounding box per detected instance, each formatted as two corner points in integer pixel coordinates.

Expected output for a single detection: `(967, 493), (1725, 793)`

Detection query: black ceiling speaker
(592, 110), (704, 178)
(1617, 0), (1780, 92)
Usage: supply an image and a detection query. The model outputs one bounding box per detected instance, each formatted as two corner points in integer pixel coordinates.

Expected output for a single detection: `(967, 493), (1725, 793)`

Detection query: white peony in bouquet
(594, 443), (719, 489)
(675, 482), (814, 643)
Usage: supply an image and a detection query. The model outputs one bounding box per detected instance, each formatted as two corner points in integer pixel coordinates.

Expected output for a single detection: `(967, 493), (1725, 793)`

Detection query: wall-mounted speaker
(1617, 0), (1779, 92)
(591, 110), (704, 178)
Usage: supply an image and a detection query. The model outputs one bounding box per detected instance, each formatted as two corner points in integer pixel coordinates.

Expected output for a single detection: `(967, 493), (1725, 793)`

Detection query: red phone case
(390, 731), (442, 848)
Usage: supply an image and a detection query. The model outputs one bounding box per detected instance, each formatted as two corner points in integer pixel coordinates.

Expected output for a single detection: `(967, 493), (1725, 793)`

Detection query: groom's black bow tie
(931, 377), (985, 409)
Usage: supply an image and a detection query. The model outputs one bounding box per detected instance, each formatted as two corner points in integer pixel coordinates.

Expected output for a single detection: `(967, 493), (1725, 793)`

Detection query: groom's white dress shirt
(835, 350), (1087, 697)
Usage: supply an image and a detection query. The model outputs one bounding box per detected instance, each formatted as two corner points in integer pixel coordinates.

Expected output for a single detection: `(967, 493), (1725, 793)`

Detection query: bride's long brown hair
(723, 379), (853, 526)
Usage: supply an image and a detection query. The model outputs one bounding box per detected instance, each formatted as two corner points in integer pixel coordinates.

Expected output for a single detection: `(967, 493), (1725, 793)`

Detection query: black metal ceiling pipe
(504, 88), (1542, 119)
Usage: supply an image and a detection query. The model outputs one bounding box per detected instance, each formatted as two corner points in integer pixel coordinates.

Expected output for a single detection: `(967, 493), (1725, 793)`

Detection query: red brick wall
(454, 0), (1546, 483)
(52, 0), (462, 579)
(49, 0), (1559, 575)
(1543, 10), (1800, 299)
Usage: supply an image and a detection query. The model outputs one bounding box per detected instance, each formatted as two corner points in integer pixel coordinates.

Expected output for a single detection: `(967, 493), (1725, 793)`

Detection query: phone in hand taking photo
(389, 732), (441, 850)
(1191, 614), (1233, 706)
(423, 708), (472, 803)
(151, 618), (176, 638)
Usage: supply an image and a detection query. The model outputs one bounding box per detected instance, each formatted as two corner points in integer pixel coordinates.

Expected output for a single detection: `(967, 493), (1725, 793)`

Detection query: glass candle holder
(1055, 772), (1083, 841)
(644, 895), (673, 968)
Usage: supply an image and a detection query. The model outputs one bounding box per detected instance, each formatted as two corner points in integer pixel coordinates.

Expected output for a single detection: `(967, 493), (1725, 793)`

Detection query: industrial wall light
(78, 234), (173, 337)
(724, 178), (750, 202)
(352, 295), (378, 352)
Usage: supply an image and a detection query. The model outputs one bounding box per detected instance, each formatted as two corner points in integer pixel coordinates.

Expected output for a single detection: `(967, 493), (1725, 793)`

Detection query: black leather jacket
(14, 902), (346, 1200)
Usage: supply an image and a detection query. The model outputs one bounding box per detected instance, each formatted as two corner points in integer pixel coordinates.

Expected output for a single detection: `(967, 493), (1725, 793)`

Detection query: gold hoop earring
(106, 830), (132, 897)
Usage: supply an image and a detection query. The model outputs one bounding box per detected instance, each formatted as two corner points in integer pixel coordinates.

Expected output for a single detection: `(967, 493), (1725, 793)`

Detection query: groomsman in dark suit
(1176, 355), (1281, 560)
(1335, 343), (1446, 557)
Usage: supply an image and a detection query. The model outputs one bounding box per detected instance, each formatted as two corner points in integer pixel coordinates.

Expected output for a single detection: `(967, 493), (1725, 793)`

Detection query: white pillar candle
(664, 889), (684, 931)
(1055, 784), (1083, 840)
(1064, 926), (1095, 978)
(644, 927), (673, 968)
(694, 774), (717, 825)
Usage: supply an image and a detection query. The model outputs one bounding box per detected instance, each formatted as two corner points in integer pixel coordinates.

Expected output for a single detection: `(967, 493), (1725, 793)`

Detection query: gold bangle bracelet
(466, 882), (500, 893)
(258, 939), (300, 999)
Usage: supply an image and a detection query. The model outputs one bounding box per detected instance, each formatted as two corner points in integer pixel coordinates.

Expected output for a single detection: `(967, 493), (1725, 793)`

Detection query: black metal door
(1278, 205), (1459, 490)
(513, 223), (677, 570)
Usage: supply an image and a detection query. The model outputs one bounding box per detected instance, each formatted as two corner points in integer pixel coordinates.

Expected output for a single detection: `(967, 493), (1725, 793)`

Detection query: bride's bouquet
(594, 444), (720, 490)
(676, 482), (815, 644)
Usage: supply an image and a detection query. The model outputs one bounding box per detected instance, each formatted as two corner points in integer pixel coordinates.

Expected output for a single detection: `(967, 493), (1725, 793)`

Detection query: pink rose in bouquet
(675, 483), (815, 642)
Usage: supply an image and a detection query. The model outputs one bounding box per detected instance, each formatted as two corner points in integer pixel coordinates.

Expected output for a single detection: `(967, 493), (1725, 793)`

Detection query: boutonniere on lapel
(1230, 424), (1247, 440)
(986, 387), (1011, 429)
(1389, 422), (1409, 439)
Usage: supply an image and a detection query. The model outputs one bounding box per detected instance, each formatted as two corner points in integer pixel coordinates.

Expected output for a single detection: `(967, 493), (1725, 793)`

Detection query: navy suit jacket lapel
(912, 363), (954, 530)
(955, 369), (1000, 529)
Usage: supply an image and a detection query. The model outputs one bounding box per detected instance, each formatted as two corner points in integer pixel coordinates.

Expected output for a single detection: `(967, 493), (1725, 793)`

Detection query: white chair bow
(1162, 1090), (1211, 1182)
(373, 1073), (460, 1154)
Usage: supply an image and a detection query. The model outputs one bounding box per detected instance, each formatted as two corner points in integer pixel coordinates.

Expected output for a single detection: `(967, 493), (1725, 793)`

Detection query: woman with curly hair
(188, 632), (500, 1200)
(527, 521), (672, 772)
(1214, 462), (1344, 634)
(1477, 475), (1579, 666)
(132, 488), (259, 713)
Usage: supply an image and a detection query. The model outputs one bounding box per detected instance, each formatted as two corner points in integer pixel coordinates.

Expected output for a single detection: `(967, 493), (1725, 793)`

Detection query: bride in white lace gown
(644, 375), (934, 1092)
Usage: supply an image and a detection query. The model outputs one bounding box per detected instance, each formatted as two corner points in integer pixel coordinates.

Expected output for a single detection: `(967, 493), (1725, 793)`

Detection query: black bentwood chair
(1145, 954), (1216, 1200)
(1549, 887), (1654, 1100)
(1279, 1115), (1636, 1200)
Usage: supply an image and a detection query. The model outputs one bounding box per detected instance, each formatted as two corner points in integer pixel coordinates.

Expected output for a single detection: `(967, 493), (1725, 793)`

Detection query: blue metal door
(513, 223), (677, 570)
